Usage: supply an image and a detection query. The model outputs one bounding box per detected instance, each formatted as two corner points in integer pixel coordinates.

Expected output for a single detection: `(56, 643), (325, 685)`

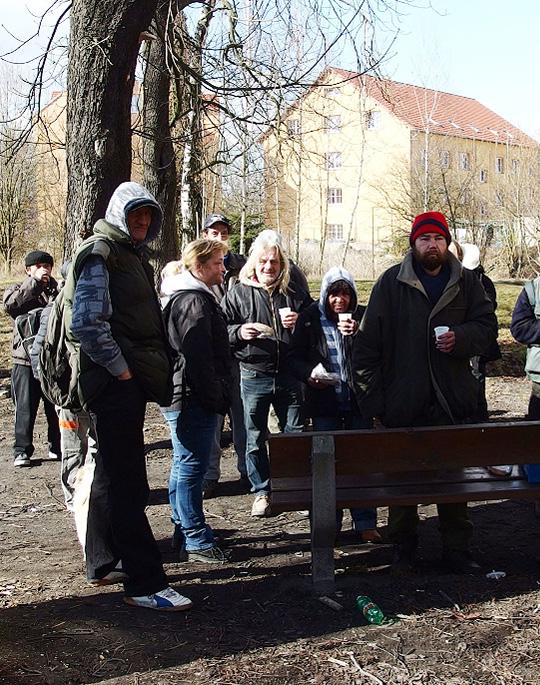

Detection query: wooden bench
(268, 421), (540, 595)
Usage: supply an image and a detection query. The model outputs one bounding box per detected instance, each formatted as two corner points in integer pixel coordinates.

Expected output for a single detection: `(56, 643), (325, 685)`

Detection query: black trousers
(89, 377), (168, 597)
(11, 363), (60, 458)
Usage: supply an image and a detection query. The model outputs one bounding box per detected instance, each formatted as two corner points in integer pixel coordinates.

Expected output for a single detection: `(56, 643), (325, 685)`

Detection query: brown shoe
(360, 529), (383, 544)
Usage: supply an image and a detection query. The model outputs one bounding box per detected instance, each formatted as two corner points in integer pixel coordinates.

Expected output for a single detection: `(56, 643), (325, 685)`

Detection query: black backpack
(15, 308), (43, 359)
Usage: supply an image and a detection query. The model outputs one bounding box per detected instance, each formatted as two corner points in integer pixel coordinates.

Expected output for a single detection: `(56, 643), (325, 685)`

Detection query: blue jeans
(162, 401), (218, 551)
(241, 368), (303, 494)
(312, 412), (376, 532)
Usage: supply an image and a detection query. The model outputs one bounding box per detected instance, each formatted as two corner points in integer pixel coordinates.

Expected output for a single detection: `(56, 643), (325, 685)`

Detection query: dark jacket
(164, 271), (231, 415)
(222, 275), (312, 375)
(67, 225), (172, 408)
(353, 251), (498, 427)
(3, 275), (59, 366)
(472, 266), (501, 362)
(288, 301), (365, 418)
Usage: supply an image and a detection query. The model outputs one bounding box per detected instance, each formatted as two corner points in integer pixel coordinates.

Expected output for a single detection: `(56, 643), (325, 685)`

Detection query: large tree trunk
(64, 0), (159, 257)
(142, 1), (179, 273)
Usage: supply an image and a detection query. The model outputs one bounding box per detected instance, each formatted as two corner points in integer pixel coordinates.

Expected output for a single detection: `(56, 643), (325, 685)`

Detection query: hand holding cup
(279, 306), (297, 330)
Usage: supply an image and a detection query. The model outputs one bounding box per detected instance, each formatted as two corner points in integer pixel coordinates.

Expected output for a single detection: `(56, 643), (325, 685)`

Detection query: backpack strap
(525, 278), (540, 319)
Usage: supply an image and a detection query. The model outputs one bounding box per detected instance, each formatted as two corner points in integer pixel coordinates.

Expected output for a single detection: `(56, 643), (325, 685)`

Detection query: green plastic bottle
(355, 595), (385, 625)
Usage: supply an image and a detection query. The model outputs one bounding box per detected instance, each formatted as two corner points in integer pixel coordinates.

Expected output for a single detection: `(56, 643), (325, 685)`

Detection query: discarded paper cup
(486, 570), (506, 580)
(434, 325), (450, 339)
(338, 313), (352, 321)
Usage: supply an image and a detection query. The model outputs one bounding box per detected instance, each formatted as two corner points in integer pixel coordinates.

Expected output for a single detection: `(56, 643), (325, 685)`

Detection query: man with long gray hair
(222, 230), (311, 517)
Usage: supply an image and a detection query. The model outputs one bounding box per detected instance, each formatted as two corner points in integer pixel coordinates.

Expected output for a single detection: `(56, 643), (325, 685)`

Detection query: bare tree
(63, 1), (163, 255)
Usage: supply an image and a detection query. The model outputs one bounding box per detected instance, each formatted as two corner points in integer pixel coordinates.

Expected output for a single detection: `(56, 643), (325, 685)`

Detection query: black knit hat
(25, 250), (54, 267)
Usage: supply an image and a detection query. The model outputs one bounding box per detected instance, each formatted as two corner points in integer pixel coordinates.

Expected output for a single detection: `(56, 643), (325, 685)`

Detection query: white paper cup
(434, 325), (450, 339)
(338, 312), (352, 321)
(279, 307), (292, 320)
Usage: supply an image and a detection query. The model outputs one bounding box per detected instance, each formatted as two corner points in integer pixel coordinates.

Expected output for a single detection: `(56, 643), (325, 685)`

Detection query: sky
(369, 0), (540, 139)
(0, 0), (537, 139)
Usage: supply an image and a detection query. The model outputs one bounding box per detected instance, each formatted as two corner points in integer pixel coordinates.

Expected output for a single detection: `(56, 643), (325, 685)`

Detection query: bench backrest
(269, 421), (540, 478)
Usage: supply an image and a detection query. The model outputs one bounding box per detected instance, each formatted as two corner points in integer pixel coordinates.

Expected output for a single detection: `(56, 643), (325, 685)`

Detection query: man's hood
(319, 266), (357, 310)
(105, 182), (163, 244)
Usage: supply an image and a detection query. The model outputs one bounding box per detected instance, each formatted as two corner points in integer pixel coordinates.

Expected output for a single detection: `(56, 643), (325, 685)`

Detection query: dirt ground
(1, 375), (540, 685)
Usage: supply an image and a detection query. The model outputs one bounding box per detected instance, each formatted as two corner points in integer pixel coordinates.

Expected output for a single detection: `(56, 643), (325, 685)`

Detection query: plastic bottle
(355, 595), (385, 625)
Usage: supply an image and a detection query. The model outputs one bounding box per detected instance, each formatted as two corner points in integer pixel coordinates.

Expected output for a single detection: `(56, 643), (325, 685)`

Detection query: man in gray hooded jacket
(68, 182), (192, 612)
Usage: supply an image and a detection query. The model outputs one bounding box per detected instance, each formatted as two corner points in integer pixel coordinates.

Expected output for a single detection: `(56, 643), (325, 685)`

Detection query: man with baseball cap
(201, 213), (248, 497)
(3, 250), (61, 467)
(353, 211), (497, 574)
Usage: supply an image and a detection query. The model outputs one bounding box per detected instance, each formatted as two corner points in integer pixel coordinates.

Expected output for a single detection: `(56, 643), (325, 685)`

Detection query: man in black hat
(201, 213), (248, 497)
(3, 250), (61, 467)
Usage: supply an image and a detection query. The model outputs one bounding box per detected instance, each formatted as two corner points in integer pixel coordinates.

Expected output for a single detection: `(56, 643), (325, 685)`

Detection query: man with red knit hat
(353, 211), (497, 574)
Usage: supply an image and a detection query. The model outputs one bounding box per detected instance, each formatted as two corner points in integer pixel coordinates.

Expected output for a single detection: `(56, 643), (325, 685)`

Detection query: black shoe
(390, 541), (417, 575)
(187, 546), (229, 564)
(441, 550), (481, 575)
(202, 479), (218, 500)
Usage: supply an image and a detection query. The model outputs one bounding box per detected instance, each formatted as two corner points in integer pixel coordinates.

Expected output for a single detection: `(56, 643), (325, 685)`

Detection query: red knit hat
(409, 211), (451, 246)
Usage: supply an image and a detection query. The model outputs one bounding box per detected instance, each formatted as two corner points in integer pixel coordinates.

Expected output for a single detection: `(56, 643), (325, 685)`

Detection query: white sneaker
(487, 465), (513, 477)
(124, 586), (193, 612)
(251, 494), (270, 517)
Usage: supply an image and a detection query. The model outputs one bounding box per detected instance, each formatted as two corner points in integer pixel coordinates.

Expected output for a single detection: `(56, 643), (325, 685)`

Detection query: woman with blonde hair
(162, 239), (231, 562)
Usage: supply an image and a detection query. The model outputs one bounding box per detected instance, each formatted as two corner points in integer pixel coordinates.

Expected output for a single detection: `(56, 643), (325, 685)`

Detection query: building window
(479, 169), (488, 183)
(327, 188), (343, 204)
(459, 152), (470, 171)
(511, 159), (519, 174)
(495, 190), (504, 205)
(480, 204), (487, 217)
(365, 110), (381, 129)
(495, 157), (504, 173)
(440, 150), (450, 169)
(326, 152), (342, 170)
(325, 88), (340, 98)
(287, 119), (301, 136)
(326, 224), (344, 240)
(327, 115), (341, 133)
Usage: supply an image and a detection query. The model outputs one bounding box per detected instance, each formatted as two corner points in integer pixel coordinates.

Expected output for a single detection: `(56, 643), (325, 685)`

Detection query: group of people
(5, 182), (538, 612)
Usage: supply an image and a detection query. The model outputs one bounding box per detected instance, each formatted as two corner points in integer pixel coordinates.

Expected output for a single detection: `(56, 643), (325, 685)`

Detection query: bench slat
(268, 421), (540, 476)
(270, 477), (540, 513)
(271, 466), (524, 492)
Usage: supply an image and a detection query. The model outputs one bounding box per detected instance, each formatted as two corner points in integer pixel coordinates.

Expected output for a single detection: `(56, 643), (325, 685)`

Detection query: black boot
(391, 537), (417, 575)
(441, 549), (481, 574)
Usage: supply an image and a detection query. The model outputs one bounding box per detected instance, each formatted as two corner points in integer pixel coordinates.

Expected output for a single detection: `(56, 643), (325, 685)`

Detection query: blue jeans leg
(241, 371), (273, 494)
(169, 401), (218, 551)
(312, 412), (377, 532)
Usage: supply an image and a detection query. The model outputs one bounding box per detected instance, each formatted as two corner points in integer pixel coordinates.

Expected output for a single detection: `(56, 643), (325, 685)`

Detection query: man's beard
(413, 247), (448, 272)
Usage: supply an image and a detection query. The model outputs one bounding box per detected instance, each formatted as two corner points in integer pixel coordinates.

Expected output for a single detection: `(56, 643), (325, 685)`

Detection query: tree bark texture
(142, 1), (179, 272)
(65, 0), (159, 257)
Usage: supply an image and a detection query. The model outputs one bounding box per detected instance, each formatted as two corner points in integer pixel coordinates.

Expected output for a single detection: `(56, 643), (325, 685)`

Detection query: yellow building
(261, 67), (537, 254)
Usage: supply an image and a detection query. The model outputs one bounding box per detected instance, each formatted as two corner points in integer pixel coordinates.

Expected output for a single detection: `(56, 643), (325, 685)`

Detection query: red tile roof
(327, 67), (535, 146)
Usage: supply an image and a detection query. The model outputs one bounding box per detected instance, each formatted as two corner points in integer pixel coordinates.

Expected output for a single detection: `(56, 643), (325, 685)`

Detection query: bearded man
(352, 211), (497, 575)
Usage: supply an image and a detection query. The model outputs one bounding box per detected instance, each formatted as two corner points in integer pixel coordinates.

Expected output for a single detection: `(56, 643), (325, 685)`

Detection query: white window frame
(326, 224), (344, 241)
(459, 152), (470, 171)
(365, 110), (381, 129)
(287, 119), (301, 136)
(327, 114), (341, 133)
(479, 169), (488, 183)
(326, 152), (342, 170)
(440, 150), (450, 169)
(327, 188), (343, 204)
(495, 156), (504, 173)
